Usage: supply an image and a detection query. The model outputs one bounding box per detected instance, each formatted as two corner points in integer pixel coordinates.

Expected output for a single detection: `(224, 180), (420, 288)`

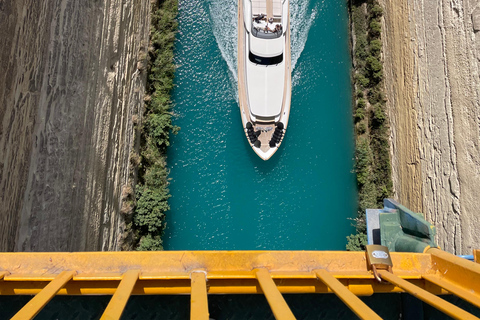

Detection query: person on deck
(254, 13), (266, 23)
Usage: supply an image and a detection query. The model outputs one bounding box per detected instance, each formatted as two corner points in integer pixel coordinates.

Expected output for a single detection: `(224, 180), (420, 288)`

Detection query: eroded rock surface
(0, 0), (149, 251)
(381, 0), (480, 254)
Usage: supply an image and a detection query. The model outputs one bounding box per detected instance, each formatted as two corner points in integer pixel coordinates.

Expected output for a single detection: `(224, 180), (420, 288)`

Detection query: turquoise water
(164, 0), (356, 250)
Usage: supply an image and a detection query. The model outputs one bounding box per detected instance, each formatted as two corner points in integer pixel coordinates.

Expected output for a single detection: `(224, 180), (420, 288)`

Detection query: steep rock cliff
(381, 0), (480, 254)
(0, 0), (149, 251)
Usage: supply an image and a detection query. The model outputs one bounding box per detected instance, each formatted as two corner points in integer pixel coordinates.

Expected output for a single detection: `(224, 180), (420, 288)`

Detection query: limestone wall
(381, 0), (480, 254)
(0, 0), (149, 251)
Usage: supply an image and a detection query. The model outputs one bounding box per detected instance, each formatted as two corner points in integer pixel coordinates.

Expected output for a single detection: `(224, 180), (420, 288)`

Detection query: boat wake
(208, 0), (238, 98)
(290, 0), (320, 70)
(208, 0), (320, 91)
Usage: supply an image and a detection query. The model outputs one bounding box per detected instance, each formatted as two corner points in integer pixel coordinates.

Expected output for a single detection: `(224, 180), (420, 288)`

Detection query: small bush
(355, 107), (366, 122)
(355, 73), (370, 88)
(356, 122), (367, 134)
(137, 234), (164, 251)
(373, 70), (383, 82)
(355, 37), (368, 61)
(370, 39), (382, 57)
(368, 88), (385, 105)
(357, 98), (366, 109)
(371, 103), (386, 126)
(134, 186), (170, 234)
(369, 19), (382, 38)
(346, 233), (367, 251)
(366, 55), (382, 73)
(355, 137), (372, 186)
(371, 4), (383, 18)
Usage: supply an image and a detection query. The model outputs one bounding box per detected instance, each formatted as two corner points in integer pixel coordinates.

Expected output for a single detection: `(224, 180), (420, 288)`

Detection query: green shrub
(355, 73), (370, 88)
(137, 234), (164, 251)
(356, 121), (367, 134)
(146, 112), (175, 150)
(357, 98), (366, 109)
(131, 0), (179, 251)
(366, 55), (382, 73)
(369, 19), (382, 38)
(368, 88), (384, 105)
(355, 107), (366, 122)
(373, 70), (383, 82)
(370, 4), (383, 18)
(371, 103), (386, 126)
(365, 55), (383, 84)
(355, 36), (368, 61)
(346, 233), (367, 251)
(134, 186), (170, 234)
(355, 137), (372, 186)
(369, 39), (382, 57)
(349, 0), (391, 250)
(144, 164), (168, 189)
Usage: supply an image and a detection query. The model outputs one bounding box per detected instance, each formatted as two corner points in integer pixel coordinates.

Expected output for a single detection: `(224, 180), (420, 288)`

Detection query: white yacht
(238, 0), (291, 160)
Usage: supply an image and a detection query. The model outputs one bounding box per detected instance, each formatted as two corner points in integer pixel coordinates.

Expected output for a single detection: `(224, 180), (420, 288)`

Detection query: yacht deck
(251, 0), (282, 17)
(238, 0), (292, 160)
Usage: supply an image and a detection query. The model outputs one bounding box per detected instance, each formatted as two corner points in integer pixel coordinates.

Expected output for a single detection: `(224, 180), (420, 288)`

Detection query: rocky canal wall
(0, 0), (149, 251)
(381, 0), (480, 254)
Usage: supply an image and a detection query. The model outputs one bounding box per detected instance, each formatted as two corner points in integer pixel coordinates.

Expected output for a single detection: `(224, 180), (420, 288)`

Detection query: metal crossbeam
(11, 270), (75, 320)
(190, 271), (209, 320)
(428, 248), (480, 291)
(423, 274), (480, 309)
(379, 270), (480, 320)
(100, 270), (139, 320)
(0, 250), (480, 319)
(255, 268), (296, 320)
(314, 269), (382, 320)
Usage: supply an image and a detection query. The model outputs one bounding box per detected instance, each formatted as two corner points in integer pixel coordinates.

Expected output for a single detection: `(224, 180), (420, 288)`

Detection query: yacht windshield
(249, 52), (283, 65)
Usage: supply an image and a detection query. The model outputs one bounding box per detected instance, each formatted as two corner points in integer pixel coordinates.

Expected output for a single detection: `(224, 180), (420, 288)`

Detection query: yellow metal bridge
(1, 248), (480, 319)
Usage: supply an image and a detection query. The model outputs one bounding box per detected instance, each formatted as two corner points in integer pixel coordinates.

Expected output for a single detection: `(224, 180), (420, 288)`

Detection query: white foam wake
(290, 0), (320, 70)
(208, 0), (238, 90)
(208, 0), (320, 88)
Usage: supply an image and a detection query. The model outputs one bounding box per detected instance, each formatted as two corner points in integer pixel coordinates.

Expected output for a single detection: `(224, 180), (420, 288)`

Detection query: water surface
(165, 0), (356, 250)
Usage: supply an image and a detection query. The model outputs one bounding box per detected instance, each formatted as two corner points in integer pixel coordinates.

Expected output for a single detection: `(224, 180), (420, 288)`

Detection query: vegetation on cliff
(127, 0), (179, 251)
(347, 0), (392, 251)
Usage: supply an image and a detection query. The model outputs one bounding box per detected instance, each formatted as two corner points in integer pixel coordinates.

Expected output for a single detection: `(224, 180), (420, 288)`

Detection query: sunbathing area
(251, 0), (283, 38)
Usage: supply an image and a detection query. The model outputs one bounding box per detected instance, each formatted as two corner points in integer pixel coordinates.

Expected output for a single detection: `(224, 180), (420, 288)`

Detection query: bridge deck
(1, 249), (480, 319)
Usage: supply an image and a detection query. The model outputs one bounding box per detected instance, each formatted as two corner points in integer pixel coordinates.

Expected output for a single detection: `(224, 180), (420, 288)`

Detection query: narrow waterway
(164, 0), (356, 250)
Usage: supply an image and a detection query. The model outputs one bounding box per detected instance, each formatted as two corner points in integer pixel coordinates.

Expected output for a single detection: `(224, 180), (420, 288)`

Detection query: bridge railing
(1, 249), (480, 319)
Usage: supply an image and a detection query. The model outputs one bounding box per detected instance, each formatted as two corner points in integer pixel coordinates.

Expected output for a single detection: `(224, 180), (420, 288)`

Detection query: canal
(164, 0), (356, 250)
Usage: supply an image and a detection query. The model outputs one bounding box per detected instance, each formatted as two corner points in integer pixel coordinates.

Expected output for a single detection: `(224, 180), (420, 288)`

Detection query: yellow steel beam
(423, 274), (480, 309)
(100, 270), (139, 320)
(379, 270), (480, 320)
(255, 268), (296, 320)
(0, 251), (432, 275)
(0, 251), (466, 297)
(11, 270), (75, 320)
(314, 269), (382, 320)
(474, 250), (480, 263)
(190, 271), (209, 320)
(427, 248), (480, 295)
(0, 278), (421, 296)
